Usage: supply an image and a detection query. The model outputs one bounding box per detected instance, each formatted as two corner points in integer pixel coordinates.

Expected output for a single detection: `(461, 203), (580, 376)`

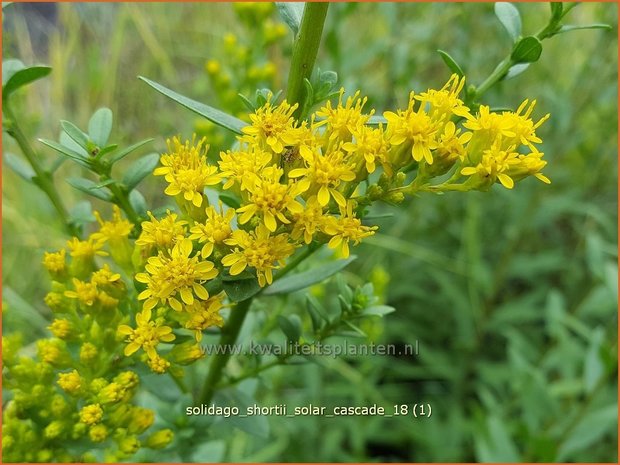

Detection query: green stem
(4, 102), (79, 236)
(286, 2), (329, 119)
(198, 244), (321, 403)
(199, 297), (253, 404)
(107, 181), (141, 227)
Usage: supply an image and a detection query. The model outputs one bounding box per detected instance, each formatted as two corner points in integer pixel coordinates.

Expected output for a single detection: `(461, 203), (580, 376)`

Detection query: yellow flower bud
(99, 382), (125, 404)
(48, 319), (72, 339)
(89, 424), (108, 443)
(118, 435), (141, 455)
(79, 404), (103, 425)
(44, 420), (64, 439)
(145, 429), (174, 449)
(205, 59), (220, 75)
(128, 406), (154, 434)
(80, 342), (98, 363)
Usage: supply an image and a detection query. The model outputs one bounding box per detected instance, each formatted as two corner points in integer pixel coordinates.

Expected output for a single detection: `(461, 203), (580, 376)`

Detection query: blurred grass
(2, 2), (617, 462)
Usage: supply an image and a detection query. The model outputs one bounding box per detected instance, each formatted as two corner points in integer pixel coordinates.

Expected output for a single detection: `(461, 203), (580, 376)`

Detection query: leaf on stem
(511, 36), (543, 63)
(66, 177), (113, 201)
(3, 152), (35, 181)
(122, 153), (159, 191)
(88, 108), (113, 147)
(2, 60), (51, 99)
(264, 255), (357, 295)
(139, 76), (246, 134)
(437, 50), (465, 78)
(495, 2), (522, 42)
(275, 2), (304, 35)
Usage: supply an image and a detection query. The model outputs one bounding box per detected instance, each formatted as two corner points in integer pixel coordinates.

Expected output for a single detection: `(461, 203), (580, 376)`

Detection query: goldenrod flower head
(146, 354), (170, 374)
(99, 382), (125, 404)
(45, 291), (64, 312)
(58, 369), (82, 394)
(64, 278), (99, 307)
(461, 138), (519, 189)
(136, 210), (188, 253)
(289, 146), (356, 207)
(145, 429), (174, 449)
(79, 404), (103, 425)
(118, 436), (141, 455)
(463, 105), (516, 143)
(315, 89), (373, 141)
(117, 308), (175, 359)
(237, 166), (307, 232)
(42, 249), (66, 275)
(507, 150), (551, 185)
(48, 319), (72, 339)
(114, 371), (140, 390)
(219, 146), (272, 190)
(242, 99), (298, 154)
(435, 122), (472, 161)
(135, 239), (218, 311)
(91, 205), (133, 244)
(189, 204), (236, 258)
(183, 294), (225, 341)
(415, 74), (471, 119)
(44, 420), (64, 439)
(291, 196), (329, 244)
(154, 136), (222, 208)
(128, 407), (155, 434)
(80, 342), (98, 362)
(222, 224), (296, 286)
(502, 99), (550, 149)
(170, 341), (205, 364)
(323, 201), (378, 258)
(89, 424), (108, 443)
(343, 124), (390, 174)
(37, 338), (64, 365)
(384, 92), (440, 164)
(66, 237), (108, 259)
(205, 58), (221, 75)
(98, 291), (119, 309)
(91, 264), (122, 287)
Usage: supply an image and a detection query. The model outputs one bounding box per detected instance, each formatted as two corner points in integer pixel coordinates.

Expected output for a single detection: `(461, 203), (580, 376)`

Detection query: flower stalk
(286, 2), (329, 119)
(4, 102), (79, 236)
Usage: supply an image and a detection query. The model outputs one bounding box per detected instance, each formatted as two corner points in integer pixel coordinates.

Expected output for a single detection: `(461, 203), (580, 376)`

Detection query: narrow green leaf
(69, 200), (96, 227)
(129, 189), (148, 215)
(505, 63), (530, 79)
(60, 120), (90, 150)
(264, 256), (357, 295)
(437, 50), (465, 77)
(96, 144), (118, 159)
(3, 152), (34, 181)
(2, 59), (24, 86)
(2, 62), (51, 99)
(495, 2), (522, 42)
(511, 36), (543, 63)
(139, 76), (246, 134)
(277, 315), (302, 343)
(108, 138), (153, 164)
(583, 327), (605, 394)
(558, 405), (617, 460)
(39, 138), (91, 168)
(122, 153), (159, 191)
(60, 130), (89, 157)
(368, 115), (388, 125)
(66, 177), (113, 201)
(219, 192), (241, 209)
(558, 23), (612, 33)
(275, 2), (304, 35)
(360, 305), (396, 317)
(222, 276), (261, 302)
(88, 108), (113, 147)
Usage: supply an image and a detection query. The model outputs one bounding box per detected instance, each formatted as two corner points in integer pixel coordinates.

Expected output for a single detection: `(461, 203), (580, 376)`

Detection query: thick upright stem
(286, 2), (329, 118)
(199, 297), (253, 404)
(4, 102), (78, 236)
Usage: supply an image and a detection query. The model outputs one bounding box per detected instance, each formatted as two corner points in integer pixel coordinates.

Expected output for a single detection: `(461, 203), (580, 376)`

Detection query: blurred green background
(2, 2), (618, 462)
